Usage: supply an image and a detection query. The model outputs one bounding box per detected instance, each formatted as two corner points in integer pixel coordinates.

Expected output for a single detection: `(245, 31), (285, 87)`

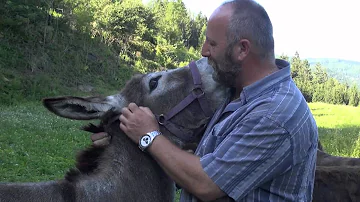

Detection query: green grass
(0, 101), (360, 200)
(308, 102), (360, 157)
(0, 102), (92, 182)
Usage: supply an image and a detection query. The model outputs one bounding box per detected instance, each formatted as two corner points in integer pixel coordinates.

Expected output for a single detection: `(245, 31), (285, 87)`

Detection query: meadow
(1, 101), (360, 200)
(308, 102), (360, 157)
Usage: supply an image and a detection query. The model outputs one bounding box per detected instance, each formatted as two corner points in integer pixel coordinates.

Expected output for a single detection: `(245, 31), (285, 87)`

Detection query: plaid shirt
(180, 59), (318, 202)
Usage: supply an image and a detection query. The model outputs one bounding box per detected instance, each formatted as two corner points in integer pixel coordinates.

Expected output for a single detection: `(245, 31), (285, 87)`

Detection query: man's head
(201, 0), (275, 87)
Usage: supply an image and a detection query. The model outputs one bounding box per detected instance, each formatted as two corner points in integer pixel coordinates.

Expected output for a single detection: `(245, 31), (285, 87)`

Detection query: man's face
(208, 44), (241, 87)
(201, 6), (241, 87)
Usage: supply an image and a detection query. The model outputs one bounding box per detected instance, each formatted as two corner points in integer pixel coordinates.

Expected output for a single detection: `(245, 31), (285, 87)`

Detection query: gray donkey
(0, 57), (230, 202)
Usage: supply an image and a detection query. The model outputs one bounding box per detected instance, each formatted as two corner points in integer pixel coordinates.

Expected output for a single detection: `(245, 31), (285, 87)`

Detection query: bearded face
(208, 45), (241, 87)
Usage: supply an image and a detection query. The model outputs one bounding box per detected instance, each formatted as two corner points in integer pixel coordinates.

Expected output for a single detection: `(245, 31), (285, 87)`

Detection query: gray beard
(209, 59), (241, 87)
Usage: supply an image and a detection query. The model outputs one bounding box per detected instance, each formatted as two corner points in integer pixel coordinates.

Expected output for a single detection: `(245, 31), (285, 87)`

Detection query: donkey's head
(43, 57), (230, 147)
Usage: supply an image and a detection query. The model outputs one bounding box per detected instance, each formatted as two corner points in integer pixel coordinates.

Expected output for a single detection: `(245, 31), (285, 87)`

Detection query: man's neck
(234, 56), (278, 94)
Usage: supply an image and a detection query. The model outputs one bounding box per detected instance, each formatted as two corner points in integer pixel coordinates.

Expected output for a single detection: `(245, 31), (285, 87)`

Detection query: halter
(154, 61), (213, 142)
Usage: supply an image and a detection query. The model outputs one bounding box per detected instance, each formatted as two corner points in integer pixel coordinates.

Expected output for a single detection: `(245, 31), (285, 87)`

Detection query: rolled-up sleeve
(200, 116), (293, 201)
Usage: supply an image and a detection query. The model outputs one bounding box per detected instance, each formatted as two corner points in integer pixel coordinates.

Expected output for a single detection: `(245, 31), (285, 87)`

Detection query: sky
(143, 0), (360, 62)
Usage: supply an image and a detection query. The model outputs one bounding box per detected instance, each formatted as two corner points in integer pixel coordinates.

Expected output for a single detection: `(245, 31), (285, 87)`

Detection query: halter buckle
(192, 87), (205, 98)
(158, 114), (166, 125)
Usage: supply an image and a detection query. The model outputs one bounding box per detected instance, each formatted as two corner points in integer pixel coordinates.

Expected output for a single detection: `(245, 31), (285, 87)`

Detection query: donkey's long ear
(43, 95), (125, 120)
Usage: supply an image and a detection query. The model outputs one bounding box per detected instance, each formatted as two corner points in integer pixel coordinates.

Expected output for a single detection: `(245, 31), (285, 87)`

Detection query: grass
(308, 102), (360, 157)
(0, 102), (91, 182)
(0, 102), (360, 199)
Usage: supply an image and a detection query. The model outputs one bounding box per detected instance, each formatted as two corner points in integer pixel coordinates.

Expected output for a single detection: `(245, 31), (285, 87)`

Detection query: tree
(149, 0), (191, 47)
(349, 85), (360, 106)
(313, 63), (328, 84)
(290, 52), (302, 79)
(188, 12), (207, 50)
(279, 54), (289, 62)
(290, 52), (313, 101)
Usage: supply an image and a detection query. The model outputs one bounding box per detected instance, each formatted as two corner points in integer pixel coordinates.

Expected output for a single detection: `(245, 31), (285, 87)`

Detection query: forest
(1, 0), (359, 106)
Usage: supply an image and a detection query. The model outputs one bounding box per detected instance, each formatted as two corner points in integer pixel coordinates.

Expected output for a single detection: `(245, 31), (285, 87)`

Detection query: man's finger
(119, 114), (128, 125)
(120, 122), (127, 132)
(121, 107), (132, 117)
(139, 106), (154, 117)
(93, 136), (111, 147)
(91, 132), (109, 142)
(128, 103), (139, 112)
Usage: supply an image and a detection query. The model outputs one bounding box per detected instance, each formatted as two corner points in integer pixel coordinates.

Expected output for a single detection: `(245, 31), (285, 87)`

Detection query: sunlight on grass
(309, 102), (360, 157)
(0, 102), (92, 182)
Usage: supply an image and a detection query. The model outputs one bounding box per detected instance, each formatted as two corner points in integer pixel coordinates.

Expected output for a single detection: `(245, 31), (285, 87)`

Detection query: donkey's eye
(149, 76), (161, 92)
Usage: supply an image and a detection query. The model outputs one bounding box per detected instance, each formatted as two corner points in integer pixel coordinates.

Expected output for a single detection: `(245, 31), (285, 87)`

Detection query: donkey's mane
(64, 109), (122, 182)
(64, 74), (148, 182)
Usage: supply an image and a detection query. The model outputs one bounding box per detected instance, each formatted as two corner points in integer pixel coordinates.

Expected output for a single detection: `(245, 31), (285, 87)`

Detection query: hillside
(306, 58), (360, 87)
(0, 0), (207, 105)
(0, 1), (135, 105)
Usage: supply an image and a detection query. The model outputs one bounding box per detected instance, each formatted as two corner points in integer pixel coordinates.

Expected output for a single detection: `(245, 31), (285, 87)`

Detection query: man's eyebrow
(206, 36), (215, 43)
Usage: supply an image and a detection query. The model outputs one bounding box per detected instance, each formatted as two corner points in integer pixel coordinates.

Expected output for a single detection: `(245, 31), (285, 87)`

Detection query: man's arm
(119, 103), (226, 201)
(91, 131), (225, 201)
(147, 135), (226, 201)
(119, 102), (297, 201)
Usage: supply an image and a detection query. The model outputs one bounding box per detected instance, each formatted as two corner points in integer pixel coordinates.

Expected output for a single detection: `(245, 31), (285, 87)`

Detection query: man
(92, 0), (318, 201)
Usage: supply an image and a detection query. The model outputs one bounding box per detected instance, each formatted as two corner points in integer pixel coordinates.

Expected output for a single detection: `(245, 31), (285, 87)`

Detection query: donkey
(0, 57), (230, 202)
(313, 166), (360, 202)
(314, 141), (360, 201)
(317, 142), (360, 166)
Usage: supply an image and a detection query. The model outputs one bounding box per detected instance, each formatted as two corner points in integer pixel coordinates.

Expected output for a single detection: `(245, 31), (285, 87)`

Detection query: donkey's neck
(72, 128), (175, 201)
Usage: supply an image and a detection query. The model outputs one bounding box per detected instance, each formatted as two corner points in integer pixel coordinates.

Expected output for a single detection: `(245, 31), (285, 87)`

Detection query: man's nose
(201, 42), (210, 57)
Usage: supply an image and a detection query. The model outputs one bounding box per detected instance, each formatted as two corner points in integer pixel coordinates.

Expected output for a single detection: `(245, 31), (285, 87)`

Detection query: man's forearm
(148, 135), (225, 201)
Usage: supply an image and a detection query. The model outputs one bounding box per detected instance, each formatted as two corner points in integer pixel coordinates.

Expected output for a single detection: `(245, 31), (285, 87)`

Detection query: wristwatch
(138, 130), (162, 151)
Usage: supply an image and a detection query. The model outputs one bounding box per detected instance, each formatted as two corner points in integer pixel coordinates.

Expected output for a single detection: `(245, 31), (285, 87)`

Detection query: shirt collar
(242, 58), (291, 103)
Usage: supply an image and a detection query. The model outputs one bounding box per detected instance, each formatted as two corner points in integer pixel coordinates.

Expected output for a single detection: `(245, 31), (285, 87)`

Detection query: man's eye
(149, 76), (161, 92)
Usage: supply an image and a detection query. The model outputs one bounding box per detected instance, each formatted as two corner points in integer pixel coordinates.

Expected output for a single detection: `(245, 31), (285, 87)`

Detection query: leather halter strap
(155, 61), (213, 142)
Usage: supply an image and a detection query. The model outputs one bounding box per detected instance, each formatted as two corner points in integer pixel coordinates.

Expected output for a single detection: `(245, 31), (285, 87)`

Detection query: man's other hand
(91, 132), (111, 147)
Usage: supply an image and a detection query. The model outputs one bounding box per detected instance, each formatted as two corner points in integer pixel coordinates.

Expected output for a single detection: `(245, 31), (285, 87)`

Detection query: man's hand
(119, 102), (160, 143)
(118, 103), (225, 201)
(91, 132), (111, 147)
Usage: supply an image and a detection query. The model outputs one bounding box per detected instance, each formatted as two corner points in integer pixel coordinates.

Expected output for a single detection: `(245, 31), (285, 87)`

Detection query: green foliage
(348, 85), (360, 107)
(0, 0), (208, 105)
(307, 58), (360, 88)
(284, 52), (360, 107)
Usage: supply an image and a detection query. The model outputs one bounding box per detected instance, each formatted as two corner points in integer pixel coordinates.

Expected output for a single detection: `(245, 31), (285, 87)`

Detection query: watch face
(140, 135), (151, 147)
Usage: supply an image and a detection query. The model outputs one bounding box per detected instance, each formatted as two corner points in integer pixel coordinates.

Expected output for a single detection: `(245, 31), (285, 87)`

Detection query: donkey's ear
(42, 96), (123, 120)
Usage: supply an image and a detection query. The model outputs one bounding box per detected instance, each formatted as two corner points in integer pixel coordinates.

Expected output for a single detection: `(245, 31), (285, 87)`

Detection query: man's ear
(234, 39), (251, 61)
(43, 95), (125, 120)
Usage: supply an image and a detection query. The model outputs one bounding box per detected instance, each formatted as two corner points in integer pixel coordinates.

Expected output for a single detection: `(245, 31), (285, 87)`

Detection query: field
(308, 102), (360, 157)
(0, 103), (90, 182)
(1, 102), (360, 199)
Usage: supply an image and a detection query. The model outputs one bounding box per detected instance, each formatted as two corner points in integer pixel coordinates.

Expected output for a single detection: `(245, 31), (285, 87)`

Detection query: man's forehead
(205, 4), (233, 45)
(207, 7), (231, 33)
(209, 4), (233, 22)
